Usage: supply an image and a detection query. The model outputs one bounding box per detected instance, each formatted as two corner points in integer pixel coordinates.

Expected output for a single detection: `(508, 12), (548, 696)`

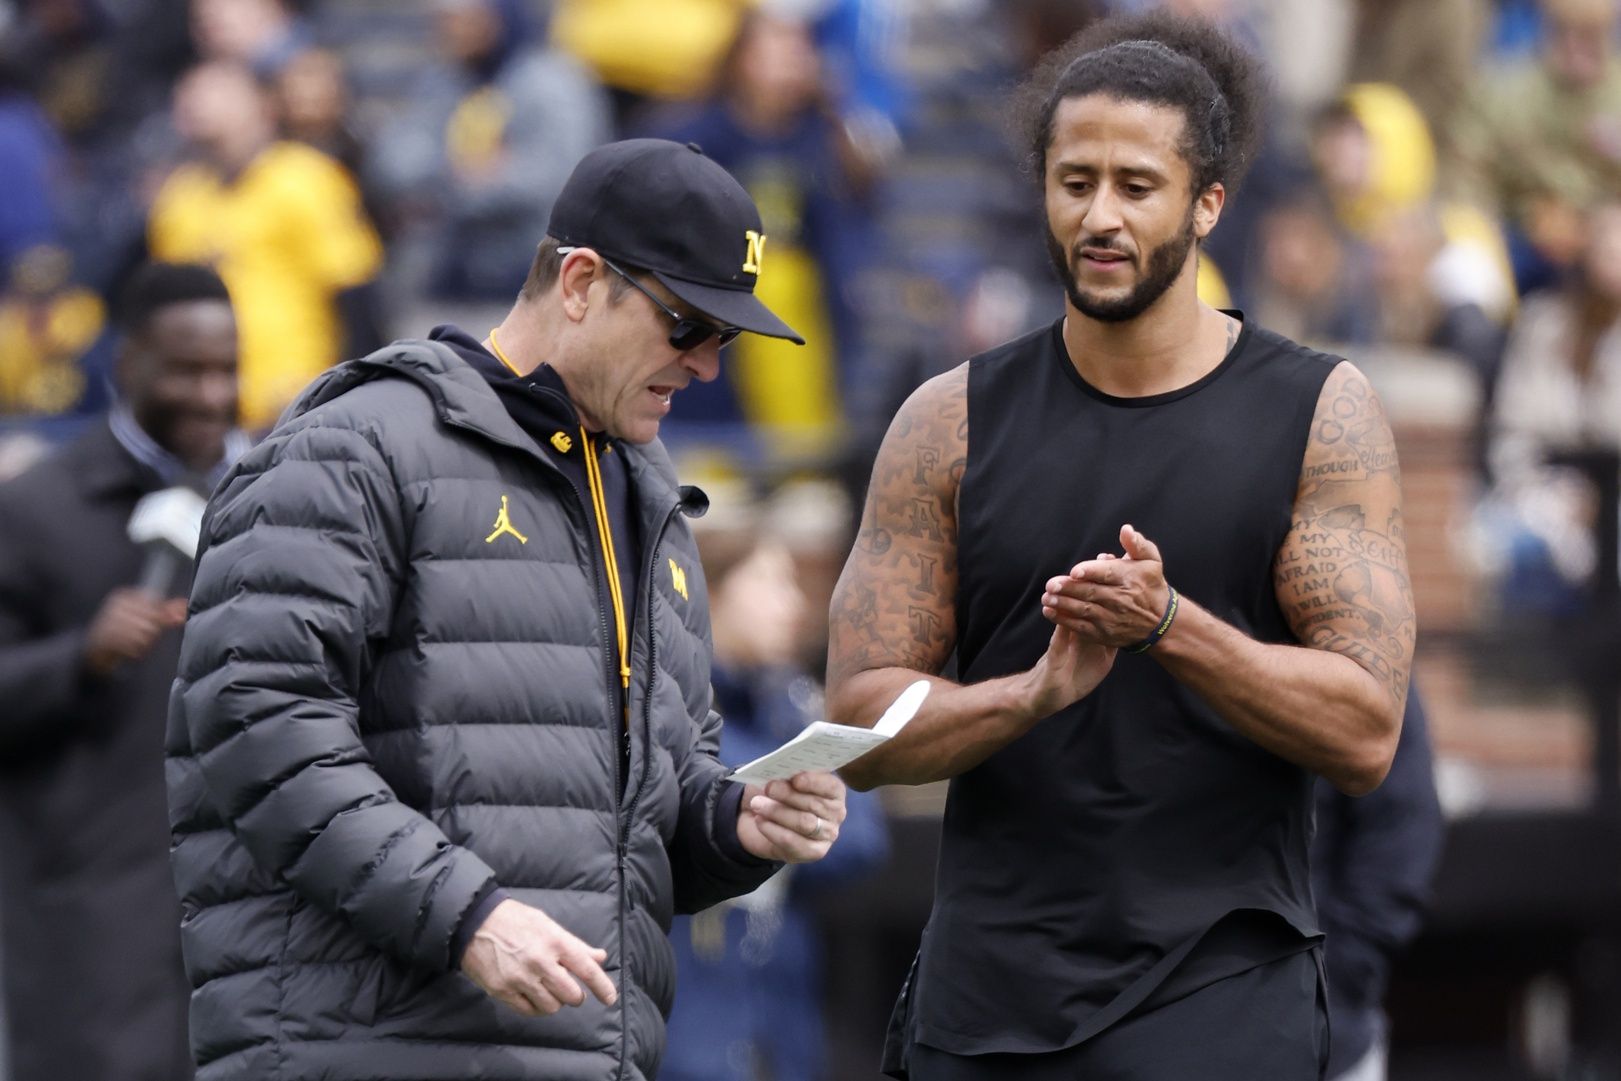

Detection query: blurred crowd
(1, 0), (1619, 1077)
(0, 0), (1618, 617)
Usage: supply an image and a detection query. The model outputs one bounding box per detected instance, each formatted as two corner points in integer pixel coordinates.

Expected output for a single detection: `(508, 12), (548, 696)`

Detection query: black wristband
(1127, 586), (1179, 654)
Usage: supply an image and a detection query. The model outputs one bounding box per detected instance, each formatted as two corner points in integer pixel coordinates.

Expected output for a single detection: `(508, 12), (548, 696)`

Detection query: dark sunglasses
(597, 256), (743, 351)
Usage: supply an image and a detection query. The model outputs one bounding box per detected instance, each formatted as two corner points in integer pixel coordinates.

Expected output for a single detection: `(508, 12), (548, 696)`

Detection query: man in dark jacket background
(1313, 687), (1446, 1081)
(0, 261), (242, 1081)
(167, 138), (849, 1081)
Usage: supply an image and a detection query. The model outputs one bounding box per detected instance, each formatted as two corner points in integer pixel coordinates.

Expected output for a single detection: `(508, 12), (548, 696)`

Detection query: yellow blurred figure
(149, 62), (382, 430)
(0, 246), (103, 417)
(1196, 255), (1232, 310)
(1333, 83), (1436, 236)
(1315, 82), (1515, 318)
(551, 0), (750, 99)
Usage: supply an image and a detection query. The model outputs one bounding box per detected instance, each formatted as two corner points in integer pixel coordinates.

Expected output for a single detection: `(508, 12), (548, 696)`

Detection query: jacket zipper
(578, 428), (644, 1081)
(622, 504), (683, 843)
(496, 430), (628, 1067)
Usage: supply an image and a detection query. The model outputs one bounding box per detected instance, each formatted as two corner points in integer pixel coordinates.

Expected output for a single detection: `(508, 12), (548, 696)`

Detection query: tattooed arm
(828, 365), (1115, 790)
(1040, 362), (1411, 795)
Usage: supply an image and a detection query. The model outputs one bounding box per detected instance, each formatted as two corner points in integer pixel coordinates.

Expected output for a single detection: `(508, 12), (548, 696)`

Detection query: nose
(682, 342), (722, 383)
(1080, 183), (1124, 236)
(197, 370), (239, 418)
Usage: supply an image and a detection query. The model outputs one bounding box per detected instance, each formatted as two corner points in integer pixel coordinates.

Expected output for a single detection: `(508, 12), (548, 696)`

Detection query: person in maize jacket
(165, 138), (848, 1081)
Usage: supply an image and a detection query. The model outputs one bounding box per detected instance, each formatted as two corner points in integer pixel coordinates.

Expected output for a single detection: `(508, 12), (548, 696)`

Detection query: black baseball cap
(547, 139), (805, 345)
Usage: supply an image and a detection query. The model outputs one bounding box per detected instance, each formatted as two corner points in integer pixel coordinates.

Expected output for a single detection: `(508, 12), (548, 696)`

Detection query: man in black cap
(165, 138), (846, 1081)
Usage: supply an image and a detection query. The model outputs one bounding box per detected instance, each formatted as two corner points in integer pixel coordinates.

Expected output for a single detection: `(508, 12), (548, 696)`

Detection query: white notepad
(730, 679), (931, 784)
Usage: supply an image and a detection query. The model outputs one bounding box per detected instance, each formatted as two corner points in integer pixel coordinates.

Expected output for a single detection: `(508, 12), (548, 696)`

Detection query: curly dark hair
(1014, 10), (1267, 197)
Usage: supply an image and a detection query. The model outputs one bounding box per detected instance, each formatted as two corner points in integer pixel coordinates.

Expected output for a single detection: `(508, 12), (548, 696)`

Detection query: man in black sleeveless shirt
(827, 12), (1415, 1081)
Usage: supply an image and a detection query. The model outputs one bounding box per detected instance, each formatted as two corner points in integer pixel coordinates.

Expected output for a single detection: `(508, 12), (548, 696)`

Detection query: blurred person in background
(0, 43), (115, 438)
(271, 46), (367, 187)
(552, 0), (905, 137)
(368, 0), (610, 305)
(1313, 688), (1445, 1081)
(190, 0), (313, 78)
(643, 5), (882, 462)
(0, 244), (115, 440)
(1341, 0), (1492, 156)
(802, 0), (909, 176)
(1366, 203), (1508, 476)
(0, 33), (120, 440)
(0, 261), (243, 1081)
(1450, 0), (1621, 294)
(0, 2), (187, 291)
(1250, 183), (1378, 345)
(1475, 201), (1621, 615)
(0, 41), (65, 286)
(662, 488), (889, 1081)
(1310, 83), (1514, 326)
(266, 44), (404, 271)
(1366, 205), (1507, 387)
(148, 59), (384, 431)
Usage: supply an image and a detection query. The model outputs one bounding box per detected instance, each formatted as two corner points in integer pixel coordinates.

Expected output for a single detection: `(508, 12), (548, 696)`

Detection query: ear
(557, 248), (605, 324)
(1193, 182), (1226, 240)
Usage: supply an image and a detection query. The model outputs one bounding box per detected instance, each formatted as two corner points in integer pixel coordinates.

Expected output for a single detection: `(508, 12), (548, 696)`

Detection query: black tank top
(911, 316), (1340, 1055)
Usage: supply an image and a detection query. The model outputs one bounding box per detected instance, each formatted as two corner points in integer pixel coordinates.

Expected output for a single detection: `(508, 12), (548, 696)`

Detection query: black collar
(428, 324), (619, 449)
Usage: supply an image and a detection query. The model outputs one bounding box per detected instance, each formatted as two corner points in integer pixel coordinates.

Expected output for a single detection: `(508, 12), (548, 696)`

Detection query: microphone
(127, 487), (209, 598)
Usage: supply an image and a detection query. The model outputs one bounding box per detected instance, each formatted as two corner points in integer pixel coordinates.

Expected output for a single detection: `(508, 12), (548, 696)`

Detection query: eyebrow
(1054, 161), (1171, 185)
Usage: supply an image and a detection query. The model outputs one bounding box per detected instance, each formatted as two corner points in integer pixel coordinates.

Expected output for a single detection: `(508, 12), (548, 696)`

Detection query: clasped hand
(1041, 524), (1172, 647)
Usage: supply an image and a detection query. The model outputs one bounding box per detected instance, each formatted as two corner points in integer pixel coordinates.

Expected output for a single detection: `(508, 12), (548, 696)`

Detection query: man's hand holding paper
(736, 772), (848, 862)
(731, 681), (932, 861)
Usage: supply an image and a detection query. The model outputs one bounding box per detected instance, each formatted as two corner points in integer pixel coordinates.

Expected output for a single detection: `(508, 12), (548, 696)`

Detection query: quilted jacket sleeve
(177, 420), (498, 971)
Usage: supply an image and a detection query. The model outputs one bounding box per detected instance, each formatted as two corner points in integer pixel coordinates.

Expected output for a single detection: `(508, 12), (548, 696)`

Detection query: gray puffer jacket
(165, 341), (778, 1081)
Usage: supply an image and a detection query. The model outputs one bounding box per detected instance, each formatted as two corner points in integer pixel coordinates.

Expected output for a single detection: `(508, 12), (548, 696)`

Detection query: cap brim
(653, 272), (806, 345)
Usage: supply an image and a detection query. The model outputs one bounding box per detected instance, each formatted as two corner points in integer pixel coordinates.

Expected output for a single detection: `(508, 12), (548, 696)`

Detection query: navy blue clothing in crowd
(661, 662), (889, 1081)
(1313, 687), (1446, 1076)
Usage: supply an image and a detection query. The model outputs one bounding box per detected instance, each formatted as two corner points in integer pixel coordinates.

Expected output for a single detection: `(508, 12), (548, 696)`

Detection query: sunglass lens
(668, 319), (743, 351)
(669, 322), (714, 351)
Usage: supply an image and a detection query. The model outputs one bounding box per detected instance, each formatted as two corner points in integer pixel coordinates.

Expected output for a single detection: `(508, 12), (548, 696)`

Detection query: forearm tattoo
(1275, 363), (1415, 705)
(828, 366), (968, 685)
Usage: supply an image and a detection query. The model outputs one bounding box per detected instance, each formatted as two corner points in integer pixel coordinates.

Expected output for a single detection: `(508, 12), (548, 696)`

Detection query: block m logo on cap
(743, 230), (767, 276)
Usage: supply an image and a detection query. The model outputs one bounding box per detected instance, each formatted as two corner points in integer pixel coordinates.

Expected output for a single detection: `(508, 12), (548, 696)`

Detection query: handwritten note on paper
(730, 680), (931, 784)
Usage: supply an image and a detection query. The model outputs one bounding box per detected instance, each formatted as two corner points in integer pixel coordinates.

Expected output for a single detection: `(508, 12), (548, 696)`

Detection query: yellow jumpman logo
(485, 495), (529, 544)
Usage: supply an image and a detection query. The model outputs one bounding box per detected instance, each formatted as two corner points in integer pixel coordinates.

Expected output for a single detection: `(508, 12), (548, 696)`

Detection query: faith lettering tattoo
(828, 365), (968, 684)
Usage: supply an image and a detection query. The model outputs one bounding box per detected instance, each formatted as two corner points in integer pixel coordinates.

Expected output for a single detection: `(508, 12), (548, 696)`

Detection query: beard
(1045, 206), (1198, 323)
